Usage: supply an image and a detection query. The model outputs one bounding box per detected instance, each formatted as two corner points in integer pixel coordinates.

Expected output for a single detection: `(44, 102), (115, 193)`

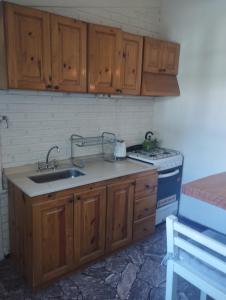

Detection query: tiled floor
(0, 224), (200, 300)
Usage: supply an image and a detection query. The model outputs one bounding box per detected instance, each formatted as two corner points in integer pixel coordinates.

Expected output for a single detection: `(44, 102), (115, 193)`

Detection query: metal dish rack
(71, 132), (117, 163)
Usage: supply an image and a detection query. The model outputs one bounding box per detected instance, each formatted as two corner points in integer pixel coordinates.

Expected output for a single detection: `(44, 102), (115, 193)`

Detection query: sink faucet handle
(53, 159), (59, 169)
(47, 160), (59, 170)
(38, 161), (48, 171)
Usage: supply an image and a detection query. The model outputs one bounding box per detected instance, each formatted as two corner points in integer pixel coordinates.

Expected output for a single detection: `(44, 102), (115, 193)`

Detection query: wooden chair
(165, 215), (226, 300)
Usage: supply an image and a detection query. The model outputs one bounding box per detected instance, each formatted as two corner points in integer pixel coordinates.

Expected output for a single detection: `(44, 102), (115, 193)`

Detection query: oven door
(157, 166), (183, 208)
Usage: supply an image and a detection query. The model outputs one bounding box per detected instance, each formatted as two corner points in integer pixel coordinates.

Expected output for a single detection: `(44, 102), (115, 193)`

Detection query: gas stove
(127, 145), (183, 225)
(127, 146), (183, 171)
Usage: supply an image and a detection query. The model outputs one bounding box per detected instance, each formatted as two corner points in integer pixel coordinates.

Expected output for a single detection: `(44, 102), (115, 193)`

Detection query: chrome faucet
(46, 145), (60, 166)
(38, 145), (60, 171)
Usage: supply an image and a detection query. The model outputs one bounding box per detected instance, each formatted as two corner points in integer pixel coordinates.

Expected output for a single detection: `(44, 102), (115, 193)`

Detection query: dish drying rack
(71, 132), (117, 164)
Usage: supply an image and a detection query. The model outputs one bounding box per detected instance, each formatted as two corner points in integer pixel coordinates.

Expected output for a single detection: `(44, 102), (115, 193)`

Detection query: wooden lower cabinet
(133, 173), (157, 241)
(8, 170), (157, 288)
(133, 215), (156, 241)
(32, 194), (74, 286)
(106, 180), (134, 252)
(74, 187), (106, 266)
(134, 195), (156, 220)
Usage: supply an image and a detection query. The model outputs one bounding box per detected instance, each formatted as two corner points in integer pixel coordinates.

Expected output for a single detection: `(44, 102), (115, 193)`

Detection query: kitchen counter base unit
(8, 169), (157, 289)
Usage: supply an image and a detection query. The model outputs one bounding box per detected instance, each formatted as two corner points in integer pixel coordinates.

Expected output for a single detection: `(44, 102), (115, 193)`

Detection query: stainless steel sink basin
(29, 169), (85, 184)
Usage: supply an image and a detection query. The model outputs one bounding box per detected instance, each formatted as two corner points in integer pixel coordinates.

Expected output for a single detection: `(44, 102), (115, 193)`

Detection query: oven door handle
(158, 169), (180, 179)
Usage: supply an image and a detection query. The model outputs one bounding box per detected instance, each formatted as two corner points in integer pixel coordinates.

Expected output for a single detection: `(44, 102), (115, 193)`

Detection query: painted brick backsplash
(0, 0), (160, 259)
(0, 91), (154, 168)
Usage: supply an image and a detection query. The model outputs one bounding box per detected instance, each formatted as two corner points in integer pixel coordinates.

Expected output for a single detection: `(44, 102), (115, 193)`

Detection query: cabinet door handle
(54, 85), (59, 90)
(46, 84), (52, 89)
(115, 89), (122, 94)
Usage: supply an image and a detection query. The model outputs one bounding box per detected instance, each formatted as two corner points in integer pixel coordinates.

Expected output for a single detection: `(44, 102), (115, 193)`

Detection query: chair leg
(165, 260), (177, 300)
(200, 291), (207, 300)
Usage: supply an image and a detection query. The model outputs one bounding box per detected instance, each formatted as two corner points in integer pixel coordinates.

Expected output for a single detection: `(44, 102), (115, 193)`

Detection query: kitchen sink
(29, 168), (85, 184)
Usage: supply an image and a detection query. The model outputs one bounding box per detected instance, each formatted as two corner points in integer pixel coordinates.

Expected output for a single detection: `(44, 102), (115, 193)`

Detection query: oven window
(157, 166), (182, 208)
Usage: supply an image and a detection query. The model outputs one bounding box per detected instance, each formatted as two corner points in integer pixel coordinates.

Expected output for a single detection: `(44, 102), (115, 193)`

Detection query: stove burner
(163, 151), (171, 155)
(127, 146), (183, 172)
(127, 147), (180, 161)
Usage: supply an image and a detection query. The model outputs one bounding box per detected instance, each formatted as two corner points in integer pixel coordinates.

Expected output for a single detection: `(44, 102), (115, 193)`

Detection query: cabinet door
(143, 37), (162, 73)
(5, 3), (51, 90)
(51, 15), (87, 92)
(141, 72), (180, 96)
(161, 42), (180, 75)
(121, 33), (143, 95)
(32, 195), (74, 287)
(74, 187), (106, 266)
(88, 24), (122, 94)
(106, 180), (134, 252)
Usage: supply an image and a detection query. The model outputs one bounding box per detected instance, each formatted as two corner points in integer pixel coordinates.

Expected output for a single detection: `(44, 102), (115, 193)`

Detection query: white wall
(152, 0), (226, 183)
(0, 0), (160, 260)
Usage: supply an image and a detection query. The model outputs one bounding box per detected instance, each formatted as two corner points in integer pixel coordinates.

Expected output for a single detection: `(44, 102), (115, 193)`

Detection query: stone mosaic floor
(0, 224), (201, 300)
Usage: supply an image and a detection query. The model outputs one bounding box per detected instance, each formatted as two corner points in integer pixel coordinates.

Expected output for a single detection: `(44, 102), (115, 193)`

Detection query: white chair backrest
(166, 215), (226, 275)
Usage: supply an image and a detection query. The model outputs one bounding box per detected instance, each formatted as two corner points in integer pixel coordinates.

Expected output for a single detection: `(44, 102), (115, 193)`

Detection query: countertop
(182, 172), (226, 210)
(5, 156), (157, 197)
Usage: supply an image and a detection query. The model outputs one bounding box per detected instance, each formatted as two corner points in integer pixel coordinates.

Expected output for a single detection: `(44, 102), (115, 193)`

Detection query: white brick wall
(7, 0), (161, 37)
(0, 91), (155, 259)
(0, 91), (155, 167)
(0, 0), (160, 260)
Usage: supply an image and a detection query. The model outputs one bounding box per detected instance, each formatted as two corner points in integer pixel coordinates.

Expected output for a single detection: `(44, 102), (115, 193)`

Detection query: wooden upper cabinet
(32, 195), (74, 287)
(143, 37), (180, 75)
(141, 73), (180, 96)
(143, 37), (162, 74)
(88, 24), (122, 94)
(161, 41), (180, 75)
(106, 180), (134, 252)
(74, 186), (106, 266)
(3, 2), (87, 92)
(142, 37), (180, 96)
(121, 33), (143, 95)
(5, 3), (51, 90)
(2, 2), (180, 96)
(51, 15), (87, 92)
